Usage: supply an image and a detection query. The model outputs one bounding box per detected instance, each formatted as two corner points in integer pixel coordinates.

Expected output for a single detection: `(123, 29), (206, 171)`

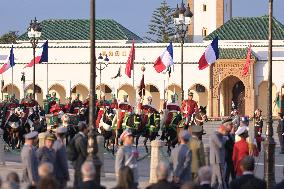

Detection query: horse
(61, 113), (79, 144)
(160, 106), (208, 154)
(98, 107), (116, 154)
(134, 112), (160, 153)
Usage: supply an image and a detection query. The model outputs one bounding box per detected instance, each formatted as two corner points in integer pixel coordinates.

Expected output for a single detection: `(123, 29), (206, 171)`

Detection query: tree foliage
(0, 31), (18, 44)
(145, 0), (175, 43)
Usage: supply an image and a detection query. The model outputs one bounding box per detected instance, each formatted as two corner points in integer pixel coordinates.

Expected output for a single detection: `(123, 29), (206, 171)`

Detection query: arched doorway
(166, 84), (182, 105)
(49, 84), (66, 103)
(118, 84), (135, 106)
(219, 76), (245, 116)
(257, 81), (277, 117)
(71, 84), (89, 101)
(189, 84), (208, 109)
(2, 84), (20, 100)
(96, 84), (112, 100)
(25, 84), (43, 105)
(145, 84), (160, 110)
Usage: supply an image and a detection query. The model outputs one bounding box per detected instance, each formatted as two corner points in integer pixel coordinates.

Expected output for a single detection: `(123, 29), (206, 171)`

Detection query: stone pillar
(0, 128), (5, 165)
(96, 135), (105, 177)
(149, 140), (164, 184)
(204, 144), (210, 166)
(38, 132), (46, 148)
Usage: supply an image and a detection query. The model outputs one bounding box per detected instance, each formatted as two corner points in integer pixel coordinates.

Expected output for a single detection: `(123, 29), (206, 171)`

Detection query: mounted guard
(181, 91), (198, 128)
(70, 93), (83, 114)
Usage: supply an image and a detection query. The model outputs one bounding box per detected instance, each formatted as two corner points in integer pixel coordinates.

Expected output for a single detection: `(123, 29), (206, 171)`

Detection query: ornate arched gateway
(210, 59), (255, 117)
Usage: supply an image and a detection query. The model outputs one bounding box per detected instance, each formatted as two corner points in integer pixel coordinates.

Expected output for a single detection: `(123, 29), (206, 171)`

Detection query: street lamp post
(173, 1), (193, 101)
(96, 53), (109, 100)
(264, 0), (275, 188)
(88, 0), (102, 185)
(27, 18), (42, 100)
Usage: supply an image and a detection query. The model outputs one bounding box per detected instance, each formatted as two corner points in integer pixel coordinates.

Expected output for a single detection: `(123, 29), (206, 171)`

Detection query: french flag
(198, 37), (219, 70)
(0, 46), (15, 74)
(24, 40), (48, 68)
(153, 42), (174, 73)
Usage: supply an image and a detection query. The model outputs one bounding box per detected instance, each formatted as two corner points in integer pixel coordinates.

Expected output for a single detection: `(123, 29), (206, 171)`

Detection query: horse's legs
(135, 135), (140, 149)
(143, 137), (148, 153)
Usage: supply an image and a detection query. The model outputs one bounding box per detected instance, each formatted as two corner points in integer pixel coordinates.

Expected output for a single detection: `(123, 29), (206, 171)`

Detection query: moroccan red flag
(243, 44), (252, 76)
(138, 74), (145, 98)
(125, 40), (135, 78)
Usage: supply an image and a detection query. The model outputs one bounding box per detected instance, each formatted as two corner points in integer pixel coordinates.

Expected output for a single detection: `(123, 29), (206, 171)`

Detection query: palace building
(1, 2), (284, 118)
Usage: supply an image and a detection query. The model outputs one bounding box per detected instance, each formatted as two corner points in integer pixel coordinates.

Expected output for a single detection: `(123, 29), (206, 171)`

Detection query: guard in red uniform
(71, 94), (83, 114)
(110, 95), (118, 110)
(50, 100), (62, 115)
(117, 95), (132, 130)
(165, 94), (180, 127)
(232, 127), (259, 176)
(63, 97), (72, 113)
(181, 91), (198, 126)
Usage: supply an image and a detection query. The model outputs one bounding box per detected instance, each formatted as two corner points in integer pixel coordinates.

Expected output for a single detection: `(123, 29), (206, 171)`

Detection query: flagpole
(11, 66), (14, 96)
(46, 60), (49, 95)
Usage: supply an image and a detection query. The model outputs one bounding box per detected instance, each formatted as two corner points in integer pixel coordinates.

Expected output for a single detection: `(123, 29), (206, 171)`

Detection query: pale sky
(0, 0), (283, 37)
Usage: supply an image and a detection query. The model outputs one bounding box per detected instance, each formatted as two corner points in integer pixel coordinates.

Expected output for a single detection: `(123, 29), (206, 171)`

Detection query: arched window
(202, 27), (208, 36)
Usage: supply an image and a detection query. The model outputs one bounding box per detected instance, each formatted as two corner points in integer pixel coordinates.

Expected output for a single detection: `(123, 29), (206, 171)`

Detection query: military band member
(181, 91), (198, 126)
(21, 131), (39, 185)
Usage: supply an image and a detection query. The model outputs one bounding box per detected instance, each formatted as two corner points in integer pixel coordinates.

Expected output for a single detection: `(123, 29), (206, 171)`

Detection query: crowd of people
(0, 91), (284, 189)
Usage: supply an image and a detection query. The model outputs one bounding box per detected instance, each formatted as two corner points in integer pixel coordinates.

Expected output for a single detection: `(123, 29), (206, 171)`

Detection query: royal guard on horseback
(70, 94), (83, 114)
(116, 94), (133, 131)
(63, 97), (72, 113)
(49, 99), (62, 115)
(181, 91), (198, 128)
(21, 93), (39, 108)
(96, 96), (109, 128)
(83, 94), (90, 108)
(164, 94), (180, 128)
(110, 94), (118, 110)
(254, 108), (263, 152)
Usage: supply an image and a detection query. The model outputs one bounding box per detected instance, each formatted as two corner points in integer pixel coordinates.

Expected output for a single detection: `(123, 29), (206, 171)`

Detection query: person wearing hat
(36, 133), (56, 166)
(232, 127), (259, 177)
(32, 115), (44, 133)
(181, 91), (198, 127)
(70, 94), (83, 114)
(209, 125), (228, 189)
(115, 129), (139, 187)
(63, 97), (72, 113)
(235, 116), (249, 142)
(21, 131), (39, 185)
(53, 127), (69, 188)
(170, 130), (192, 185)
(188, 125), (205, 180)
(117, 95), (133, 130)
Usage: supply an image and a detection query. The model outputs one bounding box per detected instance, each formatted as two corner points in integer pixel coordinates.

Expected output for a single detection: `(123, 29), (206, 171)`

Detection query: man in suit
(209, 125), (228, 189)
(170, 130), (192, 185)
(146, 161), (179, 189)
(188, 125), (205, 180)
(196, 166), (213, 189)
(273, 167), (284, 189)
(21, 131), (39, 186)
(223, 119), (236, 187)
(229, 156), (266, 189)
(73, 122), (88, 189)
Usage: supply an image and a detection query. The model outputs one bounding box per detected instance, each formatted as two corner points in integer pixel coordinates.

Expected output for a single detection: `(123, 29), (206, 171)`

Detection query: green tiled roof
(205, 16), (284, 40)
(18, 19), (142, 41)
(219, 48), (257, 60)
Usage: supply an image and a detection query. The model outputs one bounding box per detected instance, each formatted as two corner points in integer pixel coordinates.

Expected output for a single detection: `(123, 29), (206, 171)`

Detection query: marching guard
(181, 91), (198, 127)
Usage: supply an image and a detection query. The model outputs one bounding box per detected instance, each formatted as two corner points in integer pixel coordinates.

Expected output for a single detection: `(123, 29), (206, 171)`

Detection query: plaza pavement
(0, 121), (284, 188)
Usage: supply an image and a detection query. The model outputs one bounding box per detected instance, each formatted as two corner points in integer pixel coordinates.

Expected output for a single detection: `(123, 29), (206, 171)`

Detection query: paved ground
(0, 121), (283, 188)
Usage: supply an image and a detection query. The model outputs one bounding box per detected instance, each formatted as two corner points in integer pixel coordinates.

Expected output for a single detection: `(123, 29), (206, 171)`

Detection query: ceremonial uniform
(181, 99), (198, 123)
(21, 131), (39, 185)
(49, 103), (62, 115)
(254, 114), (263, 152)
(95, 101), (110, 128)
(117, 102), (132, 130)
(165, 102), (180, 127)
(71, 99), (83, 114)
